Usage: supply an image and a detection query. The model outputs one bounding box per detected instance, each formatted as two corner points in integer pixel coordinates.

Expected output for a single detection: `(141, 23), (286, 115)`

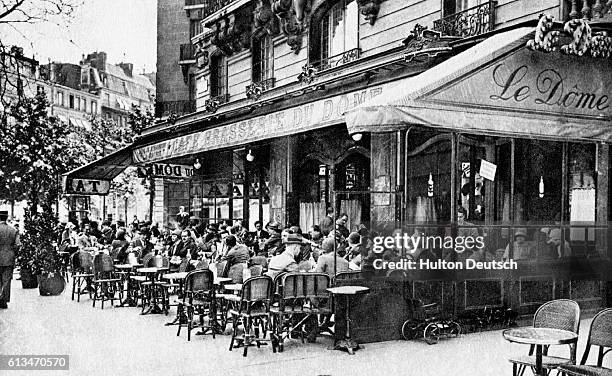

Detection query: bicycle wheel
(423, 323), (440, 344)
(401, 319), (419, 340)
(449, 321), (462, 337)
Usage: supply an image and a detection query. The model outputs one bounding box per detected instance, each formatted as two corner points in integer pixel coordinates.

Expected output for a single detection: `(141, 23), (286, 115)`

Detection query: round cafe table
(326, 285), (370, 355)
(115, 263), (143, 307)
(503, 327), (578, 376)
(137, 267), (169, 315)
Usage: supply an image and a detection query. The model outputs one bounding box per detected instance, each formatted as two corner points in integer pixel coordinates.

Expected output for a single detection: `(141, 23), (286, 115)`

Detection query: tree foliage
(0, 92), (80, 211)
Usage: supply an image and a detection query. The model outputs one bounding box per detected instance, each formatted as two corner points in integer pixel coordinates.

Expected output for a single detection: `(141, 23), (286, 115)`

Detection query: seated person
(265, 233), (302, 279)
(547, 228), (571, 258)
(314, 238), (350, 276)
(503, 228), (534, 261)
(222, 235), (250, 269)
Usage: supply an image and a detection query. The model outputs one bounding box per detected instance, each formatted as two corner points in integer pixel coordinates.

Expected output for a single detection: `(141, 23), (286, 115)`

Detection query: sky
(1, 0), (157, 74)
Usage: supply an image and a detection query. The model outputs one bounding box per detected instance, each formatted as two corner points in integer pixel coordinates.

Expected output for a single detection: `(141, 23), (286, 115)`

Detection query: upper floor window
(69, 94), (75, 109)
(443, 0), (482, 16)
(190, 19), (203, 39)
(210, 54), (227, 97)
(252, 35), (274, 83)
(91, 100), (97, 114)
(57, 91), (64, 106)
(319, 0), (359, 63)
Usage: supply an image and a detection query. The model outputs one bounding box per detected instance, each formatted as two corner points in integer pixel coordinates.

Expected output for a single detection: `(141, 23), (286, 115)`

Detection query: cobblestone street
(0, 273), (609, 376)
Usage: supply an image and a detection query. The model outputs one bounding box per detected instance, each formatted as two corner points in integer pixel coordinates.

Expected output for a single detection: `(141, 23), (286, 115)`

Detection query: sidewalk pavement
(0, 274), (610, 376)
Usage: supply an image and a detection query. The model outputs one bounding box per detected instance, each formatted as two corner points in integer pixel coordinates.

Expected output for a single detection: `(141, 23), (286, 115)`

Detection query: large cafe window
(404, 129), (607, 261)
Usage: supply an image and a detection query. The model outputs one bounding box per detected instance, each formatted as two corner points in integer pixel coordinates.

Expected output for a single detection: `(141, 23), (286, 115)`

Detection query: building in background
(155, 0), (205, 118)
(81, 51), (155, 129)
(0, 48), (155, 226)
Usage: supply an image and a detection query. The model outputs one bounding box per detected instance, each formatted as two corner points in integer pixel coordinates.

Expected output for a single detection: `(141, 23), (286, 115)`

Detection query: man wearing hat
(315, 238), (350, 276)
(503, 228), (534, 261)
(0, 210), (21, 309)
(547, 228), (571, 259)
(262, 221), (282, 257)
(265, 233), (302, 279)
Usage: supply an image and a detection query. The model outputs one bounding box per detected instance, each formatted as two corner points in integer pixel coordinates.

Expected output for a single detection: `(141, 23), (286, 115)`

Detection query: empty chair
(71, 251), (93, 302)
(269, 273), (333, 352)
(558, 308), (612, 376)
(508, 299), (581, 376)
(91, 253), (123, 309)
(177, 269), (216, 341)
(228, 275), (274, 357)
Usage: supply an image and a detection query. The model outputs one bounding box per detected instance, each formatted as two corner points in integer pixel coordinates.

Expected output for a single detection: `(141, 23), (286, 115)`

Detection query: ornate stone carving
(272, 0), (311, 53)
(297, 63), (317, 84)
(210, 12), (252, 55)
(204, 94), (230, 113)
(356, 0), (383, 25)
(245, 78), (276, 100)
(253, 0), (279, 40)
(402, 24), (449, 62)
(526, 15), (560, 53)
(527, 14), (612, 59)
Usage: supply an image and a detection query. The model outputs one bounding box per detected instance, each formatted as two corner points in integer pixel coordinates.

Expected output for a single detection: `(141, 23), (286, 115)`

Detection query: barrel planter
(20, 269), (38, 289)
(37, 273), (65, 296)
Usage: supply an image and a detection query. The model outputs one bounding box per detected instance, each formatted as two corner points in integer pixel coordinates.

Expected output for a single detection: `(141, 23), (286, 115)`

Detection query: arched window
(252, 35), (274, 83)
(312, 0), (359, 67)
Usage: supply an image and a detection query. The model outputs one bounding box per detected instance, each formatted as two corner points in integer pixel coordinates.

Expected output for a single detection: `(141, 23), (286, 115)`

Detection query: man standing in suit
(319, 206), (335, 237)
(0, 210), (21, 309)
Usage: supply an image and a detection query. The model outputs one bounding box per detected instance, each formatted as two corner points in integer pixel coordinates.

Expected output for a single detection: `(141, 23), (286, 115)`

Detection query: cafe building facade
(67, 1), (612, 342)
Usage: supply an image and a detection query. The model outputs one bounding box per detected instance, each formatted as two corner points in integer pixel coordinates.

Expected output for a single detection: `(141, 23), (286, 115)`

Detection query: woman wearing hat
(503, 228), (534, 261)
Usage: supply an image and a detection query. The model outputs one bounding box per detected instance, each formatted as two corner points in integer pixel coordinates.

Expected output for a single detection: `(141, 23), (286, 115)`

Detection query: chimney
(118, 62), (133, 77)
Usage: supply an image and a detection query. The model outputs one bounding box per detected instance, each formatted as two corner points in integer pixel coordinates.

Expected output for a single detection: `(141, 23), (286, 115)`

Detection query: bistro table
(115, 264), (143, 307)
(503, 327), (579, 376)
(326, 285), (370, 355)
(137, 267), (169, 315)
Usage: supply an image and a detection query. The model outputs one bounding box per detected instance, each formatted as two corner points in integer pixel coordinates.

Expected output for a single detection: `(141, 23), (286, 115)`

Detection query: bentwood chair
(91, 253), (123, 309)
(558, 308), (612, 376)
(269, 273), (333, 352)
(228, 275), (274, 357)
(508, 299), (581, 376)
(71, 251), (93, 302)
(177, 269), (217, 341)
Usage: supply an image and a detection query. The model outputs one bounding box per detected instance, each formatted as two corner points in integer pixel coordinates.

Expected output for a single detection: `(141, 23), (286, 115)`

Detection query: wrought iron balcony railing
(155, 100), (196, 118)
(245, 77), (275, 100)
(433, 1), (497, 38)
(185, 0), (235, 18)
(566, 0), (612, 21)
(315, 48), (361, 71)
(179, 43), (196, 63)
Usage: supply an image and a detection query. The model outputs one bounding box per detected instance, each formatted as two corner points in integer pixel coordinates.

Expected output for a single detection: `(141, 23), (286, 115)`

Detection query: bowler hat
(267, 221), (281, 232)
(283, 233), (302, 244)
(514, 228), (528, 239)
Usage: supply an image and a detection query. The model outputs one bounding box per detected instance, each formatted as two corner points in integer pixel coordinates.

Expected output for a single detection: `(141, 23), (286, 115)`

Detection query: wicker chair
(71, 251), (93, 302)
(269, 273), (333, 352)
(228, 263), (246, 283)
(508, 299), (581, 376)
(177, 269), (217, 341)
(91, 253), (123, 309)
(558, 308), (612, 376)
(228, 275), (274, 357)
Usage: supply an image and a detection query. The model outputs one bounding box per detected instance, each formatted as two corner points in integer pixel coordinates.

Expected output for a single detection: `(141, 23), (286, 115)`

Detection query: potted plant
(16, 211), (38, 289)
(20, 210), (65, 295)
